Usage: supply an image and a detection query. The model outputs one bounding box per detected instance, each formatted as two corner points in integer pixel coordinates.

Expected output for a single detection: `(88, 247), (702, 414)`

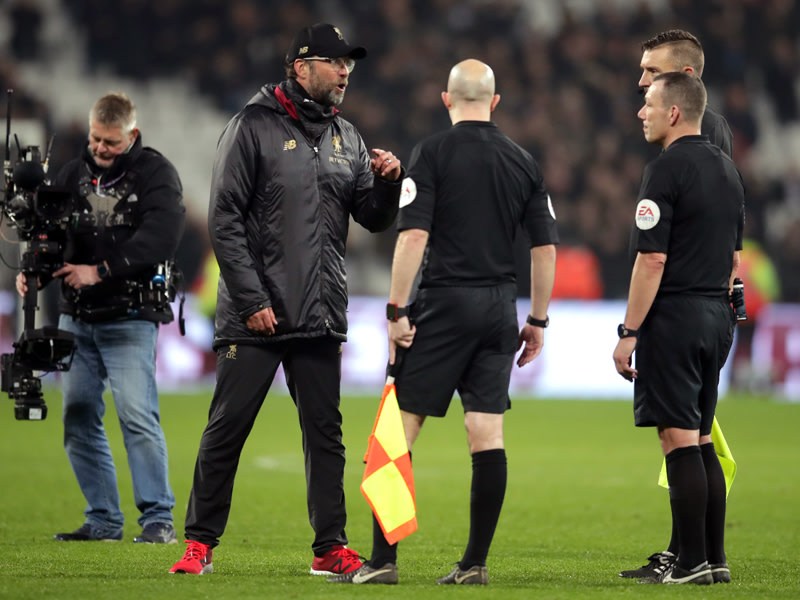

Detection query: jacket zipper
(312, 145), (330, 331)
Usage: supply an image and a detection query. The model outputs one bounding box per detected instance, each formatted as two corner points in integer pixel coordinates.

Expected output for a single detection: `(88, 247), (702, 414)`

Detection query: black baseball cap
(285, 23), (367, 64)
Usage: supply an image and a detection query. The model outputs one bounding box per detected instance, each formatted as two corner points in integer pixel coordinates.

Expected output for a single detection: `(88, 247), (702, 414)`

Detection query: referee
(330, 59), (558, 585)
(638, 30), (734, 157)
(613, 71), (744, 585)
(620, 28), (741, 583)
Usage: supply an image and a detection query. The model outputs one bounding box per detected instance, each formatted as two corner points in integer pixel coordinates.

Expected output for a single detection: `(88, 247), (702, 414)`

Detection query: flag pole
(360, 349), (417, 544)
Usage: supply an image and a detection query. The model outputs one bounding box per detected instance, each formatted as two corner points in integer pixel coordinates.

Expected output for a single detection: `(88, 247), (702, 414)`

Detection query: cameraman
(16, 92), (185, 543)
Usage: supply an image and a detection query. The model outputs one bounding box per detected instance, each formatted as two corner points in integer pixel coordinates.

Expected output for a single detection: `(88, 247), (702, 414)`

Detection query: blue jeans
(59, 315), (175, 534)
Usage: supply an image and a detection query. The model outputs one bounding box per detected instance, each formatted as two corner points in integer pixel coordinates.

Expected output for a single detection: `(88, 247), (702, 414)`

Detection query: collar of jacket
(275, 79), (339, 121)
(274, 85), (299, 120)
(81, 133), (143, 179)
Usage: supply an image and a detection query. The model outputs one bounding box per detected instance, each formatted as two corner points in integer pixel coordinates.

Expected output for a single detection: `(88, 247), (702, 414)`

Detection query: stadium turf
(1, 389), (798, 599)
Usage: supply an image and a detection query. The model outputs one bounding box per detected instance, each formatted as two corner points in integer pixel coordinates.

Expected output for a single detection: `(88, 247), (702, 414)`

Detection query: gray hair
(89, 92), (137, 134)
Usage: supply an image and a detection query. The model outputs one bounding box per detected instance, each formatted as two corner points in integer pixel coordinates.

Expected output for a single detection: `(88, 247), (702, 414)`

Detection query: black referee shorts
(633, 295), (735, 434)
(394, 283), (518, 417)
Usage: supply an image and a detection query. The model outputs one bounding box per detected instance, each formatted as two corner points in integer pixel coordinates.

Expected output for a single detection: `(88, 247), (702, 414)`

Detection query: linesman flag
(658, 416), (737, 497)
(360, 377), (417, 545)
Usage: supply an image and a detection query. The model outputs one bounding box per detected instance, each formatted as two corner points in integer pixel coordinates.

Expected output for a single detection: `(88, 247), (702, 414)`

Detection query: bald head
(442, 59), (500, 123)
(447, 59), (495, 101)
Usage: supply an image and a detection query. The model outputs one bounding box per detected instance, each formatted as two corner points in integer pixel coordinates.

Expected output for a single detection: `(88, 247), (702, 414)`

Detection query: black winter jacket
(209, 82), (401, 348)
(53, 135), (185, 323)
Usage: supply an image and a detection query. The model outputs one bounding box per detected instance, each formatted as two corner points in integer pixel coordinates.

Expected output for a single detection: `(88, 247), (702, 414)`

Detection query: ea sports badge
(635, 199), (660, 230)
(399, 177), (417, 208)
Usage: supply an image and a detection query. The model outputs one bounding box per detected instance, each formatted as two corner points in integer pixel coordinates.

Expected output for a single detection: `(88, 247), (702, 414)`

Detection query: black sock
(666, 518), (679, 556)
(701, 442), (727, 565)
(665, 464), (678, 555)
(460, 449), (507, 569)
(368, 512), (397, 568)
(665, 445), (707, 569)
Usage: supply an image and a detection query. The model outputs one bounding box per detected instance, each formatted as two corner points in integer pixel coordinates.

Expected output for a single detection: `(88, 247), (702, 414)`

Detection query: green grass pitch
(1, 389), (798, 599)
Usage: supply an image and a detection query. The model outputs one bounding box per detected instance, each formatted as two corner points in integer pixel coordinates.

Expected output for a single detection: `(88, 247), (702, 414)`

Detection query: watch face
(386, 303), (398, 321)
(527, 315), (548, 327)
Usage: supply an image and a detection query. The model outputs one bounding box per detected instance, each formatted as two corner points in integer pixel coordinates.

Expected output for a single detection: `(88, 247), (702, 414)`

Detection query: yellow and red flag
(360, 379), (417, 544)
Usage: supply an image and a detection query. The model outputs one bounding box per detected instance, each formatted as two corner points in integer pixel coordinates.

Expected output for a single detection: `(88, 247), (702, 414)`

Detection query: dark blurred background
(1, 0), (799, 390)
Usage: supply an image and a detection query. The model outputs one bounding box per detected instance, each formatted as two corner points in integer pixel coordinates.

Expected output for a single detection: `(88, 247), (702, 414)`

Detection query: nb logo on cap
(299, 46), (309, 55)
(333, 27), (343, 40)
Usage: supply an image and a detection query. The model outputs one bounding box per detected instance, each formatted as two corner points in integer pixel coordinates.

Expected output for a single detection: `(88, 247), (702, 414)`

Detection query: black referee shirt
(702, 105), (733, 158)
(398, 121), (559, 288)
(634, 135), (745, 297)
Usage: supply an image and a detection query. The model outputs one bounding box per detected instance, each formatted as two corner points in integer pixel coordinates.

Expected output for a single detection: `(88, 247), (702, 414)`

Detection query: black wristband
(386, 303), (408, 322)
(526, 314), (549, 328)
(617, 324), (639, 339)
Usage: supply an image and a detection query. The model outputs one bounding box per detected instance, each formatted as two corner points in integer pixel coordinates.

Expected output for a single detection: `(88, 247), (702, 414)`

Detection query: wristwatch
(617, 324), (639, 339)
(96, 263), (110, 280)
(386, 303), (408, 322)
(526, 314), (549, 328)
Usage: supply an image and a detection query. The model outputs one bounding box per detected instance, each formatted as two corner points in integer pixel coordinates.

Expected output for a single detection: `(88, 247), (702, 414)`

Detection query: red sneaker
(169, 540), (214, 574)
(309, 545), (363, 575)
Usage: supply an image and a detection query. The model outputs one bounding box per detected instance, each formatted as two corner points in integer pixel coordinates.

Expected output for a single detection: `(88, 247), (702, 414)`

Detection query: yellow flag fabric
(360, 383), (417, 544)
(658, 416), (737, 497)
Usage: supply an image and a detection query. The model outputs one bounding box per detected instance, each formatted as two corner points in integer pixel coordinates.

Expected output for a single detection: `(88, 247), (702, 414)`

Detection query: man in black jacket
(17, 92), (185, 544)
(170, 23), (403, 576)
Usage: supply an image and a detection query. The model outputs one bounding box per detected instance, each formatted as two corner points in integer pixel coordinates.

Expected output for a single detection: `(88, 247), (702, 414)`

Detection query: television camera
(1, 89), (75, 421)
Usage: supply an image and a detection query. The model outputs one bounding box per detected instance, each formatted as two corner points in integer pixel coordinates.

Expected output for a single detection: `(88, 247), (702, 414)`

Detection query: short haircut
(641, 29), (705, 77)
(653, 71), (707, 125)
(89, 93), (137, 134)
